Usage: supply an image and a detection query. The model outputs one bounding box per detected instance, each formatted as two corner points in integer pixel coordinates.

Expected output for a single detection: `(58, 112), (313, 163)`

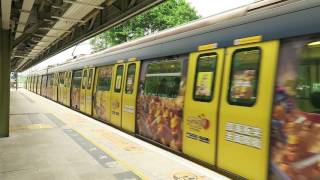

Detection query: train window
(125, 64), (136, 94)
(193, 53), (217, 102)
(82, 69), (87, 89)
(87, 69), (94, 89)
(296, 40), (320, 113)
(72, 70), (82, 88)
(228, 47), (261, 106)
(97, 66), (112, 91)
(144, 60), (182, 98)
(115, 65), (124, 93)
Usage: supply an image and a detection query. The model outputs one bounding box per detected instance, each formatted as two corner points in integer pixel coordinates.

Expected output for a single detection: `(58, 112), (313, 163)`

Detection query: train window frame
(125, 63), (136, 94)
(72, 70), (83, 89)
(227, 47), (262, 107)
(193, 52), (218, 102)
(96, 66), (112, 92)
(114, 65), (124, 93)
(144, 59), (182, 98)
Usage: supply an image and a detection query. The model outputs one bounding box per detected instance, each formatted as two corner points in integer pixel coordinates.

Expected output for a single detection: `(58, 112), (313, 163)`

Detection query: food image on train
(195, 71), (213, 97)
(270, 37), (320, 180)
(228, 49), (259, 105)
(137, 59), (186, 151)
(93, 66), (112, 122)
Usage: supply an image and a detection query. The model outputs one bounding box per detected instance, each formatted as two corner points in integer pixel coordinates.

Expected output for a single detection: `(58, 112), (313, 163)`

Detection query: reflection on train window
(115, 65), (123, 93)
(97, 67), (112, 91)
(228, 47), (261, 106)
(144, 60), (181, 98)
(193, 53), (217, 102)
(87, 69), (93, 89)
(296, 41), (320, 113)
(125, 64), (136, 94)
(82, 69), (87, 89)
(72, 70), (82, 88)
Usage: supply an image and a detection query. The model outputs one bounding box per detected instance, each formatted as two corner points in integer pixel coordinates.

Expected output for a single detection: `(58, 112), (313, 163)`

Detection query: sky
(24, 0), (255, 74)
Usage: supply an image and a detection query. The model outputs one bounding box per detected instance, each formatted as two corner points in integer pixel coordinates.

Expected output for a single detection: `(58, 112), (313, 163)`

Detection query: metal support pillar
(0, 29), (11, 137)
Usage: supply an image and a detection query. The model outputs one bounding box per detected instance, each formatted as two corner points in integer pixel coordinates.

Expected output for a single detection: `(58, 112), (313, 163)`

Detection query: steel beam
(0, 29), (11, 137)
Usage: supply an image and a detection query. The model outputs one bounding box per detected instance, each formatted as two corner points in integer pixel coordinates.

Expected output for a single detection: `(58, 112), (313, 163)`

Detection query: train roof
(29, 0), (320, 75)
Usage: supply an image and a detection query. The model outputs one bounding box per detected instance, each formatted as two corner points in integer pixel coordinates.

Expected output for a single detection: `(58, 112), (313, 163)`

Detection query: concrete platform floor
(0, 89), (229, 180)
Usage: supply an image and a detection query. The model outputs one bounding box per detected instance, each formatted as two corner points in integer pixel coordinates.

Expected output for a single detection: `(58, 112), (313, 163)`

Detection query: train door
(53, 73), (58, 101)
(32, 76), (38, 93)
(71, 70), (82, 110)
(183, 44), (224, 165)
(85, 68), (95, 115)
(80, 69), (88, 113)
(93, 65), (113, 122)
(217, 37), (279, 180)
(58, 72), (65, 103)
(65, 71), (72, 106)
(122, 59), (140, 133)
(26, 77), (29, 90)
(110, 62), (126, 127)
(41, 75), (47, 96)
(32, 76), (35, 92)
(37, 76), (42, 94)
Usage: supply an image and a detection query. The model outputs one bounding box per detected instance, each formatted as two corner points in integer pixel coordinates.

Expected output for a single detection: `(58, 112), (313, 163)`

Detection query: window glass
(82, 70), (87, 89)
(97, 66), (112, 91)
(72, 70), (82, 88)
(125, 64), (136, 94)
(228, 48), (261, 106)
(193, 53), (217, 102)
(114, 65), (123, 93)
(144, 60), (181, 98)
(87, 69), (94, 89)
(296, 41), (320, 113)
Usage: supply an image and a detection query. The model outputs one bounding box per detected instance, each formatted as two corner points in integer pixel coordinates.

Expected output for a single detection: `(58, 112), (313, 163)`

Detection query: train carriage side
(23, 1), (320, 179)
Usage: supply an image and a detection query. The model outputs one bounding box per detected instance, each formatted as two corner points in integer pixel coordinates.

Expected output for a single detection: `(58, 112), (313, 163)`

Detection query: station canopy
(1, 0), (163, 72)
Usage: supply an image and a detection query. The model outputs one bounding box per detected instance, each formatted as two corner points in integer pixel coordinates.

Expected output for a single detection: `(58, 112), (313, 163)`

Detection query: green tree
(90, 0), (200, 51)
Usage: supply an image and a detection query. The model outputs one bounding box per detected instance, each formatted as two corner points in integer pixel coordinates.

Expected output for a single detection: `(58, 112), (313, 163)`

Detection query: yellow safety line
(10, 124), (54, 131)
(72, 128), (149, 180)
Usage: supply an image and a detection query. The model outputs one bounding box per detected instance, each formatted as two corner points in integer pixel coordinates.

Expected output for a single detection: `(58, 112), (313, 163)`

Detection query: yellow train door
(110, 62), (126, 127)
(80, 69), (88, 113)
(53, 73), (59, 101)
(85, 68), (95, 115)
(58, 72), (65, 104)
(183, 44), (224, 165)
(217, 38), (279, 180)
(122, 59), (140, 133)
(65, 71), (72, 106)
(37, 76), (41, 94)
(93, 65), (113, 122)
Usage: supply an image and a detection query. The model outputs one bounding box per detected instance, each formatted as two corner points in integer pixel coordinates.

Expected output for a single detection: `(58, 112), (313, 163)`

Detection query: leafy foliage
(90, 0), (200, 51)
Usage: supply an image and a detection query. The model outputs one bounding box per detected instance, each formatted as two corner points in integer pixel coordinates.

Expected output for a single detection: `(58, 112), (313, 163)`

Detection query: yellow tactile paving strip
(10, 123), (54, 131)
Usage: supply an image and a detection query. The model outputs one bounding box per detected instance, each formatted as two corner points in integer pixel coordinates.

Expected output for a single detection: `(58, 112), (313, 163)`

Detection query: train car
(25, 0), (320, 179)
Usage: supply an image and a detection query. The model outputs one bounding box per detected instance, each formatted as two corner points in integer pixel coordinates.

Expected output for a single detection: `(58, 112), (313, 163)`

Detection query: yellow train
(26, 0), (320, 179)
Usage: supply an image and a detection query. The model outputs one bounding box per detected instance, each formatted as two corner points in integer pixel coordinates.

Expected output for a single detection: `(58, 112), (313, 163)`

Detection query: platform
(0, 89), (229, 180)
